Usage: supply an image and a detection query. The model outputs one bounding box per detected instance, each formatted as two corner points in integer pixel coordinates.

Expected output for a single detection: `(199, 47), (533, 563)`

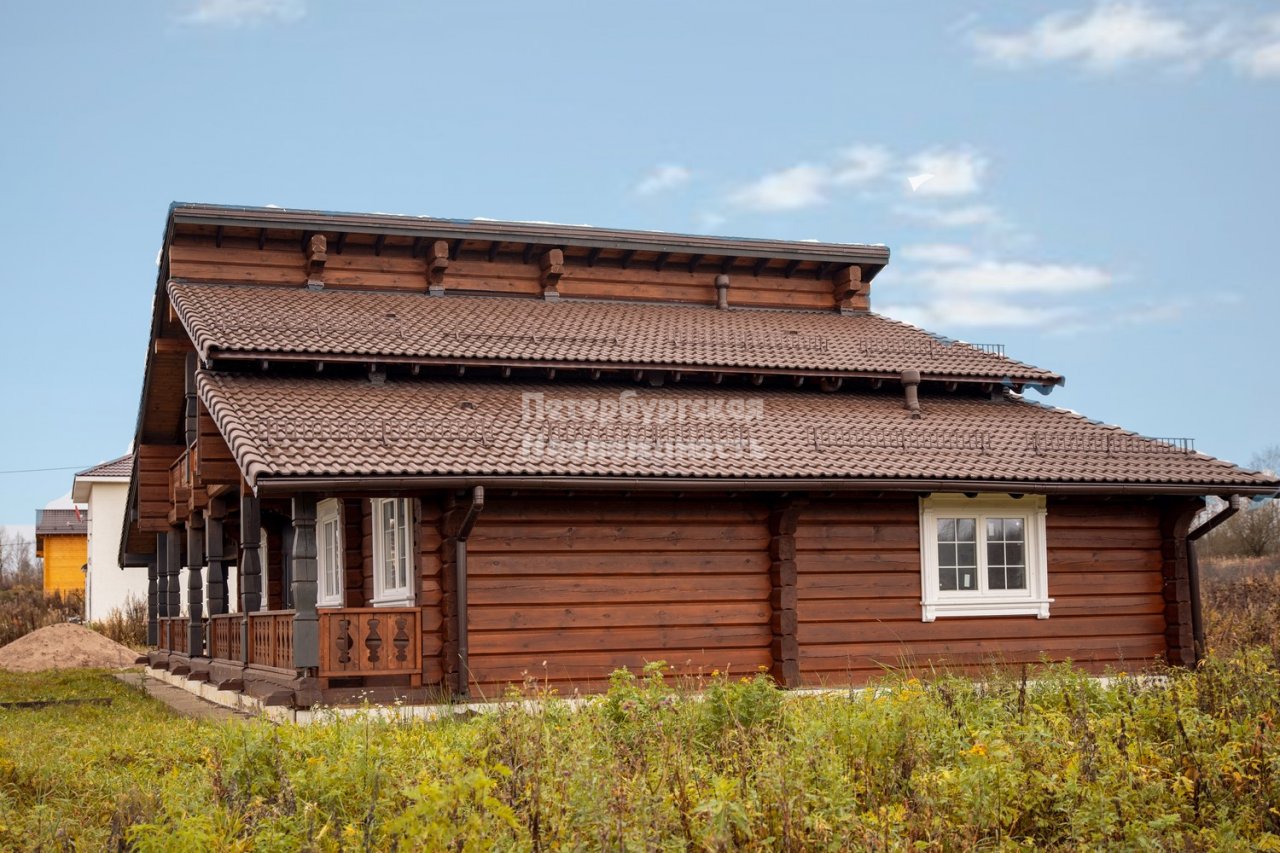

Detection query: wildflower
(968, 742), (987, 757)
(711, 669), (720, 677)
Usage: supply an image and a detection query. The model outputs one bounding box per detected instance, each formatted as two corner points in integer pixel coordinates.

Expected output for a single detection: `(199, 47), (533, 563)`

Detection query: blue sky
(1, 0), (1278, 526)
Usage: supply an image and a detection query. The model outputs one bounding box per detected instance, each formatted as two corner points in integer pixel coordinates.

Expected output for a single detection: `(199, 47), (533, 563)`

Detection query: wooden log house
(123, 203), (1280, 708)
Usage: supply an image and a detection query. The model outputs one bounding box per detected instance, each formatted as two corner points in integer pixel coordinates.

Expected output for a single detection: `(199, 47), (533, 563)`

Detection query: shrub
(89, 594), (147, 650)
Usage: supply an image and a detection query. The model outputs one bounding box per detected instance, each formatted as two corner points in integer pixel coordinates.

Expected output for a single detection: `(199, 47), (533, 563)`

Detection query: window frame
(317, 499), (344, 609)
(370, 498), (415, 607)
(918, 494), (1052, 622)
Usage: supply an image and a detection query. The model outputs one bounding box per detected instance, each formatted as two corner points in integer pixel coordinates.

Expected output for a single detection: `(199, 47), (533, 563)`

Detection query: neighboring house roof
(170, 282), (1062, 388)
(35, 509), (87, 537)
(71, 453), (134, 502)
(197, 371), (1278, 494)
(75, 454), (134, 479)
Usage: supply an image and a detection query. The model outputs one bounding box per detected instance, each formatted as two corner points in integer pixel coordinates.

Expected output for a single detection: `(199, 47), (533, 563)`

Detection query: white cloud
(881, 299), (1070, 329)
(905, 149), (987, 196)
(179, 0), (304, 26)
(634, 164), (692, 196)
(898, 243), (976, 264)
(895, 204), (1004, 228)
(832, 144), (893, 186)
(1233, 17), (1280, 78)
(728, 164), (828, 212)
(913, 260), (1113, 294)
(971, 2), (1197, 71)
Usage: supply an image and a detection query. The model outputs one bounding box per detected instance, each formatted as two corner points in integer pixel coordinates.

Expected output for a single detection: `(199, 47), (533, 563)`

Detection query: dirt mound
(0, 622), (141, 672)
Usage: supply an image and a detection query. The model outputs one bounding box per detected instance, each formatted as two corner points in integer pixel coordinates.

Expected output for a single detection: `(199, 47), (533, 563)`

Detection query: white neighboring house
(72, 454), (146, 622)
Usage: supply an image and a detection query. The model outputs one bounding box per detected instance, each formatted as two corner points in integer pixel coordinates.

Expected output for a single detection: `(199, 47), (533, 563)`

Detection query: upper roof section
(166, 202), (892, 283)
(170, 282), (1062, 387)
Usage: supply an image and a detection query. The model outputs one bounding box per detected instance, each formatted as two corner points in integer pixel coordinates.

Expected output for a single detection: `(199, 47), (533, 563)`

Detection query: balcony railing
(319, 607), (422, 683)
(207, 613), (240, 662)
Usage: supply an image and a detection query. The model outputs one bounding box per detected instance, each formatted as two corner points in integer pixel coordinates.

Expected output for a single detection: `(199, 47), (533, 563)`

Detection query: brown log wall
(794, 495), (1178, 685)
(461, 495), (774, 692)
(167, 232), (855, 311)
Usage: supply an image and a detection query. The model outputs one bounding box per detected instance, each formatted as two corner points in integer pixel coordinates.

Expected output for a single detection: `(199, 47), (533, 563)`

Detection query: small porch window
(372, 498), (414, 606)
(317, 499), (343, 608)
(919, 494), (1051, 622)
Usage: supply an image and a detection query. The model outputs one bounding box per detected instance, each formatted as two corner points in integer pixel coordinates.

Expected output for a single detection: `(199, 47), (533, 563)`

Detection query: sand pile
(0, 622), (141, 672)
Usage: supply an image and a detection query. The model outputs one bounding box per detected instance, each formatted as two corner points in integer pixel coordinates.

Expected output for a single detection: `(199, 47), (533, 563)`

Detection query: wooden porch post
(290, 496), (320, 671)
(156, 531), (169, 620)
(166, 527), (182, 621)
(239, 491), (261, 664)
(186, 514), (205, 657)
(147, 538), (160, 646)
(205, 498), (227, 616)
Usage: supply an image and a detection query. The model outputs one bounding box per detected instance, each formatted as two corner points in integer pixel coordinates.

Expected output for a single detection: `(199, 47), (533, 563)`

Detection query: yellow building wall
(42, 535), (87, 596)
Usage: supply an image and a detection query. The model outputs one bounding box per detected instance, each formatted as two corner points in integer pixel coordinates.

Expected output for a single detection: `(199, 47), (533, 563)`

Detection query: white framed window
(317, 499), (344, 608)
(258, 525), (271, 612)
(371, 498), (414, 606)
(919, 494), (1051, 622)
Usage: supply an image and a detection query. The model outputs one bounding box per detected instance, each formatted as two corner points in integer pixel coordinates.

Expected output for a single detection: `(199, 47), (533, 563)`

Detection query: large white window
(919, 494), (1051, 622)
(372, 498), (414, 606)
(317, 499), (343, 608)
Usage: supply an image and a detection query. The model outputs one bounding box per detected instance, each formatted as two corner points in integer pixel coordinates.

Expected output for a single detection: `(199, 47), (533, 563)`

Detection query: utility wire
(0, 465), (93, 475)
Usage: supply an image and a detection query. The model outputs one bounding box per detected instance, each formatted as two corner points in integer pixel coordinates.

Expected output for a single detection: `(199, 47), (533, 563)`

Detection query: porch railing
(319, 607), (421, 682)
(157, 616), (189, 655)
(248, 611), (295, 670)
(207, 613), (239, 662)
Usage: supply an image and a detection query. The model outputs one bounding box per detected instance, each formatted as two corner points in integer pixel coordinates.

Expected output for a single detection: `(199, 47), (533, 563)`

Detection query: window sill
(921, 598), (1053, 622)
(371, 596), (415, 608)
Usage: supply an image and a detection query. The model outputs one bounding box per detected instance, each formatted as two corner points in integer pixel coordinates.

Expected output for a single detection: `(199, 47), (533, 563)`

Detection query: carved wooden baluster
(393, 616), (410, 663)
(365, 617), (382, 664)
(336, 618), (353, 665)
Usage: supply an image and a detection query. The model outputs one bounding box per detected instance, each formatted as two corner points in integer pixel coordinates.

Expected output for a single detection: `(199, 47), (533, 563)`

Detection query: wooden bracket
(540, 248), (564, 301)
(305, 234), (327, 289)
(833, 265), (868, 313)
(426, 240), (449, 295)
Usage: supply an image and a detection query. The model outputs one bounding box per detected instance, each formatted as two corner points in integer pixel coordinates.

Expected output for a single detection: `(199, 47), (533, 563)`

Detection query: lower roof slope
(197, 372), (1278, 495)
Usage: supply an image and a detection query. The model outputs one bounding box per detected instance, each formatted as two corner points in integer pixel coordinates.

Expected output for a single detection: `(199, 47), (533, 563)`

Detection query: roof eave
(251, 473), (1280, 499)
(168, 203), (891, 278)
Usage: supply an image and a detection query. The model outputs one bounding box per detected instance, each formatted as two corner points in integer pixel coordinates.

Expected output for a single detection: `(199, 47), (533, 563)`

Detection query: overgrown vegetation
(89, 594), (148, 651)
(2, 645), (1280, 850)
(0, 588), (83, 648)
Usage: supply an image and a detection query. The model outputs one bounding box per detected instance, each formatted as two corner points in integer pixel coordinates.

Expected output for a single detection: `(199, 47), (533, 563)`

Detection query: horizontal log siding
(417, 498), (445, 686)
(464, 496), (773, 691)
(167, 233), (844, 311)
(794, 496), (1171, 685)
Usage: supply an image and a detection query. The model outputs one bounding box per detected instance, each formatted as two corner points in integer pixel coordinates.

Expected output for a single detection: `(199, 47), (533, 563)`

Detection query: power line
(0, 465), (93, 476)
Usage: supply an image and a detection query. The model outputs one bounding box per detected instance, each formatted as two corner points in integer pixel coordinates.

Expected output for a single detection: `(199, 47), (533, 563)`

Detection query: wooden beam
(257, 228), (267, 250)
(154, 337), (193, 355)
(522, 243), (535, 265)
(833, 264), (866, 313)
(619, 249), (636, 270)
(784, 259), (801, 279)
(291, 496), (319, 671)
(586, 247), (602, 267)
(687, 254), (704, 273)
(373, 234), (386, 256)
(540, 248), (564, 301)
(338, 233), (350, 255)
(427, 239), (450, 295)
(654, 252), (670, 271)
(487, 241), (501, 262)
(449, 239), (465, 260)
(304, 234), (327, 289)
(753, 257), (769, 277)
(214, 225), (223, 248)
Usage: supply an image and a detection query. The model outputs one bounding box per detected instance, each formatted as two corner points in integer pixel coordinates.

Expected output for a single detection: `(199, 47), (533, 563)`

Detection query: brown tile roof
(197, 371), (1278, 493)
(75, 454), (133, 479)
(170, 282), (1062, 386)
(35, 509), (87, 536)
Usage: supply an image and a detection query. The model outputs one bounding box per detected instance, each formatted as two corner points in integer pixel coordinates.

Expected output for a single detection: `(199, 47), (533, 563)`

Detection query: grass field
(0, 560), (1277, 850)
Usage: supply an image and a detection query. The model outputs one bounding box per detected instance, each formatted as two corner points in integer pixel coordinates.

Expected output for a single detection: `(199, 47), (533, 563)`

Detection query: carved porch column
(290, 496), (320, 671)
